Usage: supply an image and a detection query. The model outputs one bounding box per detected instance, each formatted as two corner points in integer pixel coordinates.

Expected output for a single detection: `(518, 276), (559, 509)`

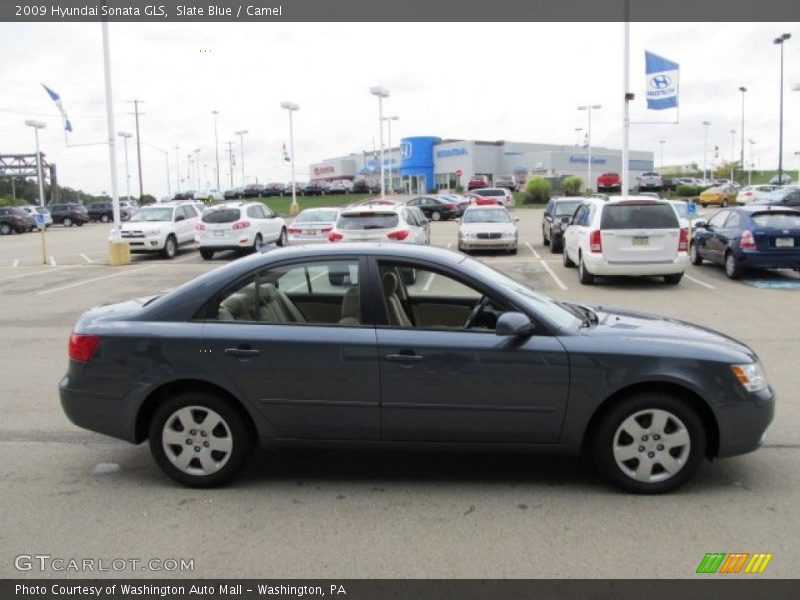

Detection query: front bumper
(583, 253), (689, 276)
(459, 238), (517, 250)
(716, 387), (775, 458)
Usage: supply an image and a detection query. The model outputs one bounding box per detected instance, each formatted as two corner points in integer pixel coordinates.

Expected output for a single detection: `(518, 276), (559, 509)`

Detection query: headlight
(731, 363), (768, 392)
(146, 229), (161, 237)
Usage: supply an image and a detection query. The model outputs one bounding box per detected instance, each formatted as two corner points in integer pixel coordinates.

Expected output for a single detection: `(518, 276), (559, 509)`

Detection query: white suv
(112, 202), (200, 259)
(562, 197), (689, 285)
(470, 187), (515, 208)
(196, 202), (287, 260)
(328, 204), (429, 244)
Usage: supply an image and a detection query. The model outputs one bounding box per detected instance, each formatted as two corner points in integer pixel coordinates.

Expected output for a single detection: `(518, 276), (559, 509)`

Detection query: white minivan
(562, 197), (689, 285)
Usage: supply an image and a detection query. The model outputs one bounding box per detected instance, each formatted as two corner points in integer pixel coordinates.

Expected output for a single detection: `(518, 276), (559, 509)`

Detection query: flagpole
(101, 20), (121, 234)
(622, 2), (630, 198)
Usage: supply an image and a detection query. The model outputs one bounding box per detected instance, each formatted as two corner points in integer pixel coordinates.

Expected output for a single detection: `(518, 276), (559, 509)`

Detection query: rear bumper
(197, 233), (255, 248)
(584, 253), (689, 276)
(736, 250), (800, 270)
(716, 387), (775, 458)
(287, 236), (329, 245)
(59, 375), (139, 443)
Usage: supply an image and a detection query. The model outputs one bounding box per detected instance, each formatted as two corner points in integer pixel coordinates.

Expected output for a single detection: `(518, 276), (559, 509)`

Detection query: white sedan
(457, 205), (518, 254)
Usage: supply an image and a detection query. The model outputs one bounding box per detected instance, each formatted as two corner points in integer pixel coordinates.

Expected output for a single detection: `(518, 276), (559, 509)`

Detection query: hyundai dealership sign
(569, 155), (607, 164)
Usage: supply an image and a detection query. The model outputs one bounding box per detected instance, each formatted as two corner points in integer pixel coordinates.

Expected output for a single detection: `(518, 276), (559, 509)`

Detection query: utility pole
(235, 130), (248, 186)
(175, 145), (181, 193)
(128, 100), (145, 199)
(194, 148), (201, 190)
(212, 110), (220, 190)
(226, 141), (235, 188)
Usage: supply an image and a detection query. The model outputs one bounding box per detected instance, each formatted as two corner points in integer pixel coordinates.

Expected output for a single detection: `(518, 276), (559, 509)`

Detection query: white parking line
(48, 256), (56, 266)
(80, 253), (93, 264)
(423, 271), (436, 291)
(539, 260), (568, 290)
(12, 259), (19, 268)
(0, 264), (85, 284)
(446, 242), (452, 249)
(685, 274), (716, 290)
(525, 242), (541, 259)
(37, 265), (159, 296)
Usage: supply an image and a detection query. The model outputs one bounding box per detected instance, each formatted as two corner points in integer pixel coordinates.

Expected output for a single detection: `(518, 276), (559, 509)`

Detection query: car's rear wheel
(162, 235), (177, 259)
(101, 214), (110, 223)
(542, 226), (550, 246)
(578, 254), (595, 285)
(551, 236), (562, 253)
(148, 391), (254, 487)
(199, 248), (214, 260)
(563, 247), (575, 267)
(591, 393), (705, 494)
(724, 251), (742, 280)
(252, 233), (263, 252)
(722, 200), (729, 207)
(690, 243), (703, 265)
(76, 221), (84, 227)
(664, 273), (683, 285)
(431, 211), (441, 221)
(63, 217), (73, 227)
(0, 223), (10, 235)
(277, 228), (288, 247)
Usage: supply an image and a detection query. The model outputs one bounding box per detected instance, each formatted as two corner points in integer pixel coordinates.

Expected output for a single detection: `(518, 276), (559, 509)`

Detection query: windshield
(466, 258), (579, 330)
(295, 209), (338, 223)
(131, 207), (173, 222)
(463, 209), (511, 223)
(203, 208), (242, 223)
(554, 201), (583, 217)
(338, 213), (399, 230)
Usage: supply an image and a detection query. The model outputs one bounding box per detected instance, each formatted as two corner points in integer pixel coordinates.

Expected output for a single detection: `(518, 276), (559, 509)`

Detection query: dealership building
(309, 137), (655, 193)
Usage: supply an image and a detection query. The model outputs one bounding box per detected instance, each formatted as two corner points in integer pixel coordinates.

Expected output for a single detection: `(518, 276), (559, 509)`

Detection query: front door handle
(385, 352), (423, 362)
(224, 346), (261, 358)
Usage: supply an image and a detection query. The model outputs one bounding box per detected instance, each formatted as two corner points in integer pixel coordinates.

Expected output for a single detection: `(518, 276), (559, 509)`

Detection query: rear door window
(600, 204), (678, 229)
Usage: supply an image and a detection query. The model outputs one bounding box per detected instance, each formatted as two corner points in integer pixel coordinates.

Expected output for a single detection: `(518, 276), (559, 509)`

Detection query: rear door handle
(224, 346), (261, 358)
(385, 352), (423, 362)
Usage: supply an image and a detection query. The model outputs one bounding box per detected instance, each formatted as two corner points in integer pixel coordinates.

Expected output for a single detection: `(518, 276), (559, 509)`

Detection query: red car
(597, 172), (621, 191)
(467, 175), (491, 190)
(465, 193), (502, 206)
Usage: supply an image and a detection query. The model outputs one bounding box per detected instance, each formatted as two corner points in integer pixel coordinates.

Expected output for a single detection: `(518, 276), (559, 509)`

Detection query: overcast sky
(1, 22), (799, 196)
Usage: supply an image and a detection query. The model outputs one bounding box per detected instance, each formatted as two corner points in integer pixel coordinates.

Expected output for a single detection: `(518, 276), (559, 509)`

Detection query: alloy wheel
(161, 406), (233, 476)
(612, 409), (691, 483)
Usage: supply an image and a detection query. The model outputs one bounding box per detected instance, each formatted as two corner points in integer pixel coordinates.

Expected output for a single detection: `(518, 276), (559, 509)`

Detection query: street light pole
(774, 33), (791, 185)
(659, 140), (666, 169)
(578, 104), (601, 193)
(118, 131), (132, 201)
(730, 130), (736, 182)
(382, 116), (398, 194)
(212, 110), (220, 190)
(370, 86), (390, 197)
(748, 139), (756, 186)
(280, 101), (300, 215)
(174, 145), (181, 194)
(702, 121), (711, 180)
(738, 86), (747, 183)
(25, 120), (47, 207)
(194, 148), (200, 191)
(235, 130), (248, 186)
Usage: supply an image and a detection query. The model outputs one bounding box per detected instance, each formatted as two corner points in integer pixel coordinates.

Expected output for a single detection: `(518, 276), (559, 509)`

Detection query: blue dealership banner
(645, 51), (679, 110)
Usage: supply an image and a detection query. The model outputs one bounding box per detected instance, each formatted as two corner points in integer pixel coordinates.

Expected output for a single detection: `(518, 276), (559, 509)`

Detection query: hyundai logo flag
(645, 51), (679, 110)
(41, 83), (73, 132)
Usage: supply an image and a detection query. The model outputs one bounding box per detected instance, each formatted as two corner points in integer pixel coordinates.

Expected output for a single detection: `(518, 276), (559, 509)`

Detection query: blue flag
(645, 52), (679, 111)
(41, 83), (73, 132)
(282, 143), (290, 162)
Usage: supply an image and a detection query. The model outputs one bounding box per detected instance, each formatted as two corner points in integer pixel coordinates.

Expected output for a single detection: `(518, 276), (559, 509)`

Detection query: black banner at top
(3, 0), (800, 22)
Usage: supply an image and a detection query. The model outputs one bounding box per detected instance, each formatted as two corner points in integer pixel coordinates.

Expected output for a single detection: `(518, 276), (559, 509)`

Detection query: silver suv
(637, 172), (663, 191)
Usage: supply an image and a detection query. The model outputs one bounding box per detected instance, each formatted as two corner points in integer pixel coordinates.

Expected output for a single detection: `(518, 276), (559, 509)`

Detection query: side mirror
(694, 220), (707, 229)
(495, 312), (535, 337)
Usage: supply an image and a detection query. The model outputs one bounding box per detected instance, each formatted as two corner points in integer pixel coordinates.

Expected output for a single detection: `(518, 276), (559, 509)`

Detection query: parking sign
(35, 213), (46, 229)
(687, 202), (697, 216)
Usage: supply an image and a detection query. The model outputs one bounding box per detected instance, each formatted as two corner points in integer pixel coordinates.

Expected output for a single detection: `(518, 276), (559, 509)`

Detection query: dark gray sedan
(60, 244), (774, 493)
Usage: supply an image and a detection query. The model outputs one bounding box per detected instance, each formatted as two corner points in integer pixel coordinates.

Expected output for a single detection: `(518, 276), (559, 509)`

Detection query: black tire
(721, 200), (729, 207)
(508, 246), (518, 255)
(0, 223), (10, 235)
(101, 214), (110, 223)
(701, 203), (707, 208)
(63, 217), (73, 227)
(200, 248), (215, 260)
(76, 221), (84, 227)
(542, 225), (550, 246)
(590, 392), (706, 494)
(550, 237), (562, 254)
(162, 235), (178, 259)
(148, 390), (255, 487)
(252, 233), (263, 252)
(724, 251), (742, 280)
(664, 273), (683, 285)
(578, 254), (595, 285)
(277, 228), (288, 247)
(690, 243), (703, 265)
(431, 211), (441, 221)
(563, 247), (576, 268)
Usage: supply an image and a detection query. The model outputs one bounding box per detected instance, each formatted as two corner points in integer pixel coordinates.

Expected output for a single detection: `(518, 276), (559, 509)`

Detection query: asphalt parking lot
(0, 209), (798, 578)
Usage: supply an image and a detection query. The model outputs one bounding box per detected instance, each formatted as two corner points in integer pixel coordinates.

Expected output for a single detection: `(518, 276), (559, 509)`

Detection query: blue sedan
(691, 206), (800, 279)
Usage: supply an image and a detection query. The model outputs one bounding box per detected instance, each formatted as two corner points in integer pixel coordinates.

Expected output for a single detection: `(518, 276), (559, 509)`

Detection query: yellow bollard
(108, 240), (131, 266)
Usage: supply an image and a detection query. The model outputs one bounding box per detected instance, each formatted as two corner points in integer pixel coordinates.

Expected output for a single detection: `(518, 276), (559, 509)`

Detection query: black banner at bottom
(2, 580), (800, 600)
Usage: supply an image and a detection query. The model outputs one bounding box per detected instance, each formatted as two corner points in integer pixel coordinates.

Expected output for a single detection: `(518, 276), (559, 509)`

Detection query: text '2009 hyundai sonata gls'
(60, 244), (774, 493)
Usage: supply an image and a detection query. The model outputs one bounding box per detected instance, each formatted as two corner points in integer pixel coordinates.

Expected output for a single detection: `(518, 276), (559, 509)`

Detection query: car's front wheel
(591, 393), (705, 494)
(0, 223), (10, 235)
(63, 217), (73, 227)
(431, 211), (441, 221)
(162, 235), (177, 259)
(690, 243), (703, 265)
(149, 391), (255, 487)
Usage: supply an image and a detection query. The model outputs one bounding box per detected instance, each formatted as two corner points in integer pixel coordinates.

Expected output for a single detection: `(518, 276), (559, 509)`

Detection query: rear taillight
(328, 230), (344, 242)
(69, 334), (100, 362)
(287, 227), (301, 234)
(589, 230), (602, 253)
(740, 230), (756, 250)
(195, 223), (206, 231)
(743, 192), (753, 197)
(678, 228), (688, 252)
(232, 221), (251, 230)
(321, 227), (333, 233)
(444, 204), (456, 209)
(387, 230), (410, 241)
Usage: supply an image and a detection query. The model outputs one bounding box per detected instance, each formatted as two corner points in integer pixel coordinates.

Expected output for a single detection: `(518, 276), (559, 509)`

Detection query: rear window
(479, 190), (504, 196)
(554, 201), (583, 216)
(295, 209), (338, 223)
(751, 212), (800, 228)
(203, 208), (241, 223)
(601, 203), (679, 230)
(338, 213), (399, 230)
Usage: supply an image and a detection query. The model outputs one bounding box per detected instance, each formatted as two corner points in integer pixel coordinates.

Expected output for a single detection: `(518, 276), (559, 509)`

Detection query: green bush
(562, 175), (583, 196)
(675, 184), (700, 197)
(0, 196), (28, 207)
(524, 177), (551, 204)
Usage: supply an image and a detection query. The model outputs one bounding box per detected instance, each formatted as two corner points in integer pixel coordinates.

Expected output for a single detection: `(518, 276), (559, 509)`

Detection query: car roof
(340, 204), (403, 215)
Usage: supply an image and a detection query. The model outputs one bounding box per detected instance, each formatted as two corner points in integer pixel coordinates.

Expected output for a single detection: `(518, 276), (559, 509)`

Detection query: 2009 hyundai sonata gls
(60, 244), (774, 493)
